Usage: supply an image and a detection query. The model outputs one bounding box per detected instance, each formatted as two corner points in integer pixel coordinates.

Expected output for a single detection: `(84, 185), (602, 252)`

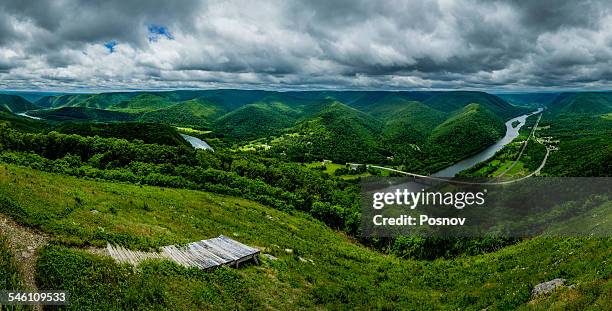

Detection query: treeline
(539, 114), (612, 176)
(54, 122), (189, 147)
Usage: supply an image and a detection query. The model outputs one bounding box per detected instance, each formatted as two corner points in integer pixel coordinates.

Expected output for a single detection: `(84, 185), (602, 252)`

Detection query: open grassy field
(0, 164), (610, 310)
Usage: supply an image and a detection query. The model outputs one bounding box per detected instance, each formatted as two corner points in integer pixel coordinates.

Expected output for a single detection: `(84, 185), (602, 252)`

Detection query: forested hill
(496, 92), (560, 108)
(546, 92), (612, 115)
(15, 90), (527, 169)
(0, 94), (40, 113)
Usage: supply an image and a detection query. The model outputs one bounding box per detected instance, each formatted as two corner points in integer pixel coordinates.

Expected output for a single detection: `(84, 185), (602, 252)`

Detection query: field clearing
(176, 127), (212, 135)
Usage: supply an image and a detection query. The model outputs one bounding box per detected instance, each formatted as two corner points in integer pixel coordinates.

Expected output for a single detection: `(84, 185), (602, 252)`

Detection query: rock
(263, 253), (278, 261)
(298, 256), (307, 263)
(90, 209), (99, 214)
(568, 284), (576, 289)
(532, 278), (566, 296)
(284, 248), (293, 254)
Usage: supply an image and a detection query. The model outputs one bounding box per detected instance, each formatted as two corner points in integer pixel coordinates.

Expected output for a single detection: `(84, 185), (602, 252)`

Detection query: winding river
(180, 134), (214, 151)
(431, 108), (543, 177)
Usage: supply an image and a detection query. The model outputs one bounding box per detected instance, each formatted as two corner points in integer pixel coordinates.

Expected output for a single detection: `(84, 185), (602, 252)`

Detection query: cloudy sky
(0, 0), (611, 91)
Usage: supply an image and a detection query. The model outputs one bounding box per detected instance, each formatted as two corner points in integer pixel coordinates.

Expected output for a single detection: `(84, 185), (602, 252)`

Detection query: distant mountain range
(1, 89), (610, 166)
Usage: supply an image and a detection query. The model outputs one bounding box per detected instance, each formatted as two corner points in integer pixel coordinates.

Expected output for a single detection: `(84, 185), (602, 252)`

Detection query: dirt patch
(0, 213), (49, 291)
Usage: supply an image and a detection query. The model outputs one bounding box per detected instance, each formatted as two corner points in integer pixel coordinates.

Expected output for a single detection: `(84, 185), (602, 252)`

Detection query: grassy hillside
(0, 94), (40, 113)
(0, 234), (23, 291)
(0, 164), (608, 309)
(54, 122), (190, 147)
(28, 107), (138, 122)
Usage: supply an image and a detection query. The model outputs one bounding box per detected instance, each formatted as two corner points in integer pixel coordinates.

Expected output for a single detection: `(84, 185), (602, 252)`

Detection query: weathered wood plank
(106, 236), (259, 270)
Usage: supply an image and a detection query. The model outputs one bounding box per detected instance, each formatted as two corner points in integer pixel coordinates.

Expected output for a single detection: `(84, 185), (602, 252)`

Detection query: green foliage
(0, 94), (40, 113)
(110, 93), (176, 112)
(398, 103), (506, 174)
(214, 103), (296, 140)
(5, 166), (609, 309)
(496, 92), (559, 108)
(37, 246), (257, 310)
(423, 91), (526, 119)
(28, 107), (138, 122)
(0, 235), (23, 290)
(548, 92), (612, 115)
(271, 101), (386, 163)
(540, 114), (612, 176)
(139, 98), (226, 128)
(54, 122), (189, 147)
(381, 101), (448, 146)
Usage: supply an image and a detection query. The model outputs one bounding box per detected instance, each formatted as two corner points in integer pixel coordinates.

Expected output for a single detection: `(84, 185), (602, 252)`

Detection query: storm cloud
(0, 0), (610, 91)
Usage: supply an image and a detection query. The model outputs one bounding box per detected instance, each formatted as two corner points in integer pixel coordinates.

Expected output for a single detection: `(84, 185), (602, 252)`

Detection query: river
(431, 108), (543, 177)
(16, 112), (42, 120)
(180, 134), (214, 151)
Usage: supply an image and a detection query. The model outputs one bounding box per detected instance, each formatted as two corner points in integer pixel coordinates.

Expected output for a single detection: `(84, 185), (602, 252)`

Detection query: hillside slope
(28, 107), (137, 122)
(421, 103), (506, 171)
(275, 101), (386, 163)
(547, 92), (612, 115)
(0, 164), (608, 310)
(423, 91), (524, 119)
(214, 103), (297, 140)
(139, 98), (227, 128)
(0, 94), (40, 113)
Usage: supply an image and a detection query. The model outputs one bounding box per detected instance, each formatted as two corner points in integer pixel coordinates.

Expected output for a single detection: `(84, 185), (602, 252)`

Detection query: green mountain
(36, 92), (141, 109)
(139, 98), (227, 128)
(424, 103), (505, 169)
(496, 92), (560, 108)
(278, 101), (386, 163)
(547, 92), (612, 115)
(381, 101), (448, 146)
(423, 91), (524, 119)
(214, 103), (297, 140)
(0, 94), (40, 113)
(28, 107), (137, 122)
(110, 93), (177, 112)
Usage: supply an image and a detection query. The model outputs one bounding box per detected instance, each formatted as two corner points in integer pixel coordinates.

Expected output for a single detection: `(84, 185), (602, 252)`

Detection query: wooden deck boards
(106, 235), (259, 269)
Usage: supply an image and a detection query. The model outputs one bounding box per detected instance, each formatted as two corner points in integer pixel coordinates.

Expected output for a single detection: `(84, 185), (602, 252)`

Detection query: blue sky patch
(148, 24), (174, 42)
(104, 40), (118, 53)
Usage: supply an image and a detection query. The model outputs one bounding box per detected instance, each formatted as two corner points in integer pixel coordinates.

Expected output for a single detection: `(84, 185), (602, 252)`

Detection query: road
(497, 112), (543, 177)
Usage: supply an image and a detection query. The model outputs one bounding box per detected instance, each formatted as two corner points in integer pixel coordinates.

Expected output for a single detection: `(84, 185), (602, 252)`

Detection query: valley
(0, 89), (610, 310)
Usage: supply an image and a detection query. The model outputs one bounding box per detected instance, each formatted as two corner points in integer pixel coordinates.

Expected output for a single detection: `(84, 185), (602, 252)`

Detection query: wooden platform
(107, 235), (260, 269)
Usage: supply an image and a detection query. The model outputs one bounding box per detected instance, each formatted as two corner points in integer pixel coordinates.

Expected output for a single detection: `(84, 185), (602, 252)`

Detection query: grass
(175, 127), (212, 135)
(0, 234), (23, 291)
(0, 164), (610, 309)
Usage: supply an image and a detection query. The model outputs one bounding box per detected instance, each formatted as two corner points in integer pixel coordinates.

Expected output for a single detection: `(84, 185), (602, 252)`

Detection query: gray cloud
(0, 0), (610, 91)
